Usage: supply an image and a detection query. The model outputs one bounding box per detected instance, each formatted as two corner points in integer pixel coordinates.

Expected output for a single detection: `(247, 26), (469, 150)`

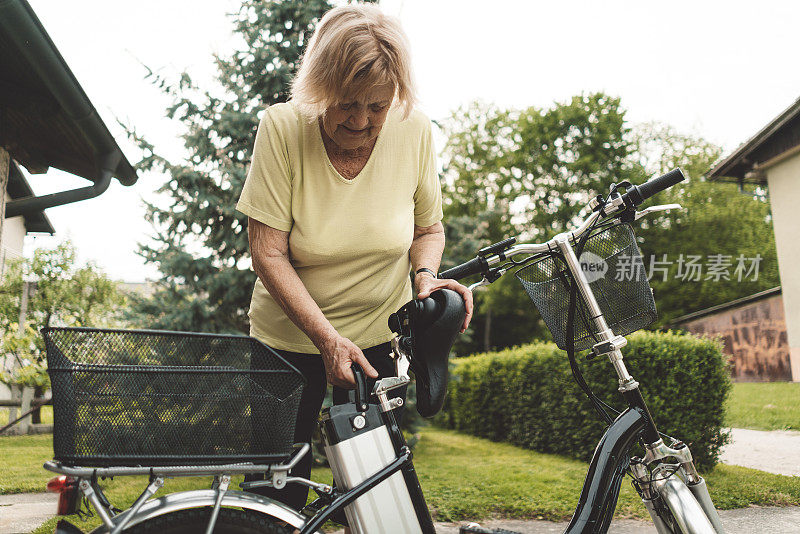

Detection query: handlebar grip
(624, 168), (686, 207)
(438, 256), (488, 281)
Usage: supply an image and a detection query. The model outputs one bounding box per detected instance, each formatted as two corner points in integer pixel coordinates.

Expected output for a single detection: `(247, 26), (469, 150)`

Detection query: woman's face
(321, 83), (395, 151)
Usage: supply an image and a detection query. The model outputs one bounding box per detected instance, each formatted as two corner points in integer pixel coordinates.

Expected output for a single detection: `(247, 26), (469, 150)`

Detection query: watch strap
(415, 267), (438, 279)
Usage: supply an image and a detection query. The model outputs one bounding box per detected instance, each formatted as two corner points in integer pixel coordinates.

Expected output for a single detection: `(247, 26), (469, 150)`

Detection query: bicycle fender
(564, 408), (646, 534)
(655, 477), (717, 534)
(88, 489), (316, 533)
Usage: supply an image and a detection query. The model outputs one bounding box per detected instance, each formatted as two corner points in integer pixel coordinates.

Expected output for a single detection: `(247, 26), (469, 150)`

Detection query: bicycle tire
(90, 507), (293, 534)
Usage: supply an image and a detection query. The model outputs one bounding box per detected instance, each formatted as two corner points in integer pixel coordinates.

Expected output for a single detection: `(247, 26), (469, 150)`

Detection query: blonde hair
(290, 4), (417, 120)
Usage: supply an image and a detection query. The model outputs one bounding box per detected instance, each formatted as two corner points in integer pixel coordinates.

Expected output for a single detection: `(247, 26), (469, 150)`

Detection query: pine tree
(127, 0), (337, 332)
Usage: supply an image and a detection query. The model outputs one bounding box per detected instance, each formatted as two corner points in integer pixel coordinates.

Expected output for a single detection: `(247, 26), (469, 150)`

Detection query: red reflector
(57, 490), (78, 516)
(47, 476), (71, 493)
(47, 476), (79, 515)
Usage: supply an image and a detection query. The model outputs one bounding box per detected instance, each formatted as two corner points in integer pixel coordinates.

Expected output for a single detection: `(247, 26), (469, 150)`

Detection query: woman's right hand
(319, 334), (379, 388)
(248, 218), (379, 388)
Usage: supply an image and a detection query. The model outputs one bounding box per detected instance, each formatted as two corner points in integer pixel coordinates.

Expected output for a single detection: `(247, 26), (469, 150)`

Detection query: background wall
(681, 294), (791, 381)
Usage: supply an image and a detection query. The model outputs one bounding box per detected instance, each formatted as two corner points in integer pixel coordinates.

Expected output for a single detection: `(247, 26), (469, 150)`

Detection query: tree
(631, 121), (723, 182)
(440, 101), (779, 351)
(442, 95), (647, 242)
(629, 122), (779, 325)
(636, 180), (779, 325)
(126, 0), (339, 332)
(0, 241), (125, 333)
(440, 95), (646, 352)
(0, 241), (124, 422)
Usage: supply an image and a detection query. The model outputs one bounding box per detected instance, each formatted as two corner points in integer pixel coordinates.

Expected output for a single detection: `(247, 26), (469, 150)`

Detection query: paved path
(0, 493), (57, 534)
(5, 492), (800, 534)
(721, 428), (800, 476)
(434, 506), (800, 533)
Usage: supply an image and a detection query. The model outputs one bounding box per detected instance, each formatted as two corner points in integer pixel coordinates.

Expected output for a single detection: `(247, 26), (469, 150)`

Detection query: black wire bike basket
(515, 222), (657, 351)
(43, 327), (305, 467)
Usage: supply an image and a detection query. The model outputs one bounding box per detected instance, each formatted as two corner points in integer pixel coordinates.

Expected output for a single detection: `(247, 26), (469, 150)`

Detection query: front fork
(618, 365), (724, 533)
(629, 440), (725, 534)
(619, 378), (724, 533)
(556, 236), (724, 533)
(615, 370), (724, 534)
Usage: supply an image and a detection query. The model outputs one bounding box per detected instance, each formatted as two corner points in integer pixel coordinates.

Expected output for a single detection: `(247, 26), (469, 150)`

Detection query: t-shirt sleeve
(236, 108), (293, 232)
(413, 119), (444, 227)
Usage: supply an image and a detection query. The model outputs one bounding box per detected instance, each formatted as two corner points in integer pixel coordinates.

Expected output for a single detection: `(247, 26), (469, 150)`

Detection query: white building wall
(2, 182), (27, 274)
(1, 186), (27, 400)
(766, 153), (800, 381)
(0, 205), (24, 283)
(1, 214), (26, 272)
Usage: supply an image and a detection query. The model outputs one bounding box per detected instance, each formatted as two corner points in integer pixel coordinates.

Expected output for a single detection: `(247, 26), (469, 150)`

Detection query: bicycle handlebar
(439, 257), (487, 281)
(621, 169), (685, 207)
(439, 169), (686, 282)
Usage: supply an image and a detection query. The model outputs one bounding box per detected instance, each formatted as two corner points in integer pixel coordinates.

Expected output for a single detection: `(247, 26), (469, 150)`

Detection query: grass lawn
(725, 382), (800, 431)
(3, 429), (799, 534)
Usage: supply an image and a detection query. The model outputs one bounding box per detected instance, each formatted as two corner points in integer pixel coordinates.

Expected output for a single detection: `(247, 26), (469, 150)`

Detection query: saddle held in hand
(388, 289), (466, 417)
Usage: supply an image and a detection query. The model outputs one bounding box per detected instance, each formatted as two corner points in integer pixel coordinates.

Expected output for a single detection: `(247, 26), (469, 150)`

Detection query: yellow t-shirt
(236, 102), (443, 353)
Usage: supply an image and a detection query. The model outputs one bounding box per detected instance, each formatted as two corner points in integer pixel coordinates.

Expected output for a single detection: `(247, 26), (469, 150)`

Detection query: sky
(18, 0), (800, 282)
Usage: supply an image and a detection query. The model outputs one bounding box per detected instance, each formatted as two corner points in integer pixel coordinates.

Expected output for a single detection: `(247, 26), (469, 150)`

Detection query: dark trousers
(246, 342), (406, 510)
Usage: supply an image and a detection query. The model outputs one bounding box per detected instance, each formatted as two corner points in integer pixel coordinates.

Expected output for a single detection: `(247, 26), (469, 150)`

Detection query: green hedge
(438, 331), (731, 471)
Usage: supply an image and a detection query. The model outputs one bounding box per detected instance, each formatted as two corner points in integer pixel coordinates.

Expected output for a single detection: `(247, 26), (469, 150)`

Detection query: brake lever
(467, 267), (507, 292)
(633, 203), (683, 221)
(467, 278), (490, 292)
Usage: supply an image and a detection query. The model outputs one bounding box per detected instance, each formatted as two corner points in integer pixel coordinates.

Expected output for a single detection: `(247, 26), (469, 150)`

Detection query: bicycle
(41, 168), (725, 533)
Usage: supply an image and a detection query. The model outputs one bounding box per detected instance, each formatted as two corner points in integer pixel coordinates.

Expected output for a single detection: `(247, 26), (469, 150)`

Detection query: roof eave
(671, 286), (783, 325)
(707, 97), (800, 182)
(0, 0), (138, 186)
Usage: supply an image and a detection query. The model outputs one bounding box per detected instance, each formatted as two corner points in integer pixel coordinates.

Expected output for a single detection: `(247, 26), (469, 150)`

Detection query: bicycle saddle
(388, 289), (466, 418)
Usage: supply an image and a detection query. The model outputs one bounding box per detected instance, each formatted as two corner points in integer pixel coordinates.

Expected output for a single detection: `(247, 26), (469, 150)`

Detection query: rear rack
(43, 442), (310, 479)
(43, 444), (313, 534)
(45, 460), (275, 478)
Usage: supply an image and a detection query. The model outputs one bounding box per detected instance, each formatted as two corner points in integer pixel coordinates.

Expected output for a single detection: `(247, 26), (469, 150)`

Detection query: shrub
(438, 330), (731, 471)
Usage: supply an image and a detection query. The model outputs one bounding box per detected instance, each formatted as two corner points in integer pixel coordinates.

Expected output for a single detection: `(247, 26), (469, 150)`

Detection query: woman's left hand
(415, 273), (474, 333)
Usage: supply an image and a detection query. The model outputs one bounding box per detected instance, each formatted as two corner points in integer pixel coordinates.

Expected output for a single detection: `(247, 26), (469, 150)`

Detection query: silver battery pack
(322, 404), (424, 534)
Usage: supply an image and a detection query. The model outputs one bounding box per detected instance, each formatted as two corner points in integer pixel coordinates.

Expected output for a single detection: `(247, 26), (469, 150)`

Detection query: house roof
(7, 161), (55, 234)
(670, 286), (782, 325)
(0, 0), (137, 186)
(706, 97), (800, 184)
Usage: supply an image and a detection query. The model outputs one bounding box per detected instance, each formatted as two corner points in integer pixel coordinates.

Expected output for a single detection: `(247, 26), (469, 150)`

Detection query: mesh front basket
(43, 327), (305, 467)
(515, 223), (656, 351)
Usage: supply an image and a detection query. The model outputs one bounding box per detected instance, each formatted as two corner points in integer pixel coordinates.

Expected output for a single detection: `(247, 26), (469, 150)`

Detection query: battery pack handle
(351, 363), (369, 412)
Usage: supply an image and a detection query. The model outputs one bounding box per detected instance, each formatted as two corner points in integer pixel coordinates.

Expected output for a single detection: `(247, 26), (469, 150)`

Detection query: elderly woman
(236, 4), (473, 510)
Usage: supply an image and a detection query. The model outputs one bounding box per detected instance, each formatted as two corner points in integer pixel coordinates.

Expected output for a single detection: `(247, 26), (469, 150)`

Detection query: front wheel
(91, 507), (293, 534)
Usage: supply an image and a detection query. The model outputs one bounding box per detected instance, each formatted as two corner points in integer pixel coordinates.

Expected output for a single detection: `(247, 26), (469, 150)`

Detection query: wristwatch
(415, 267), (437, 279)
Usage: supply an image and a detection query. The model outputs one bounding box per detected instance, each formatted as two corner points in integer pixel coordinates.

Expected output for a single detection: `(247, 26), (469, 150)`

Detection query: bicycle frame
(564, 408), (645, 533)
(44, 176), (725, 533)
(44, 233), (721, 534)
